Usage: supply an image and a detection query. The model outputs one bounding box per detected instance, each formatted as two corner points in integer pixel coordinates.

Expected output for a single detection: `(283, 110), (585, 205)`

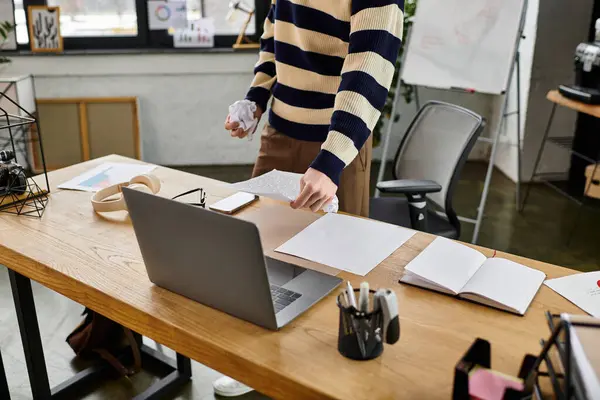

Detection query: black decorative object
(454, 312), (600, 400)
(0, 87), (49, 218)
(522, 312), (600, 400)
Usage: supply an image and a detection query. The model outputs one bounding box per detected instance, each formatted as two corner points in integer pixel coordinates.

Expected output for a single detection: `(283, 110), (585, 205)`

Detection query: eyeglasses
(172, 188), (206, 208)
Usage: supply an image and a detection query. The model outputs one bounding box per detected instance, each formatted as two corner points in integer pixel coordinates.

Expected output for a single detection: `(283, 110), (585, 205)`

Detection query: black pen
(351, 312), (366, 358)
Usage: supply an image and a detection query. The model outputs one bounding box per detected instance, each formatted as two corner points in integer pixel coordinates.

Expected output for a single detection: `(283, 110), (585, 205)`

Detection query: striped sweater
(245, 0), (404, 185)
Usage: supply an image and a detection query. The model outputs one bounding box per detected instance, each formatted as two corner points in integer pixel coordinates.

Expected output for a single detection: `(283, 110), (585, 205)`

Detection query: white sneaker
(213, 376), (254, 397)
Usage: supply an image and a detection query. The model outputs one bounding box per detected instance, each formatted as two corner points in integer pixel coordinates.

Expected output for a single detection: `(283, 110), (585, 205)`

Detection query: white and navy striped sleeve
(245, 0), (277, 112)
(310, 0), (404, 185)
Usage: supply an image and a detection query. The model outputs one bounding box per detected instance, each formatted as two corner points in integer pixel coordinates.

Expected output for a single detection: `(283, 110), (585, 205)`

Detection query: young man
(216, 0), (403, 395)
(225, 0), (404, 218)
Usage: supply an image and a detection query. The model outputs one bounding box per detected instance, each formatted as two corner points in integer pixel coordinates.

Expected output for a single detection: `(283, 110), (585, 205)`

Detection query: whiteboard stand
(472, 40), (526, 244)
(515, 51), (523, 212)
(375, 1), (527, 244)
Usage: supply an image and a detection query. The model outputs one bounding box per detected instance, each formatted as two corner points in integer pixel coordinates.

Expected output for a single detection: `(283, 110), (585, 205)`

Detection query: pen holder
(337, 289), (383, 361)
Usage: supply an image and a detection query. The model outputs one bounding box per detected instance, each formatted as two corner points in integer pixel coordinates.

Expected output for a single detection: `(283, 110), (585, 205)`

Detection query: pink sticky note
(469, 368), (524, 400)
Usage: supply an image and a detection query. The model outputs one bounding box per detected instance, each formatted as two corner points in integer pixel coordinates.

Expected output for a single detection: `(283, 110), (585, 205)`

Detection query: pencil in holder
(337, 289), (384, 361)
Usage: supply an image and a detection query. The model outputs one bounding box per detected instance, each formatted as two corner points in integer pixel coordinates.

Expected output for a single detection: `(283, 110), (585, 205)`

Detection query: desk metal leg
(521, 103), (557, 212)
(134, 353), (192, 400)
(9, 270), (192, 399)
(8, 270), (52, 400)
(0, 349), (10, 400)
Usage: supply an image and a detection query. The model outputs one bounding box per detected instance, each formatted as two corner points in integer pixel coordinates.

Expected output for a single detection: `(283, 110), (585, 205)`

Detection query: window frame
(15, 0), (267, 51)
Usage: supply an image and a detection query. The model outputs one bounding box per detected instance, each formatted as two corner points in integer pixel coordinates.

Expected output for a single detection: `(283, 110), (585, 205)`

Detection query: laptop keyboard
(270, 285), (302, 313)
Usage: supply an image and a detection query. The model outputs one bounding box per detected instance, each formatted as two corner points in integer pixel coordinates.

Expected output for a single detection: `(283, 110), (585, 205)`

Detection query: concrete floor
(453, 163), (600, 272)
(1, 161), (599, 399)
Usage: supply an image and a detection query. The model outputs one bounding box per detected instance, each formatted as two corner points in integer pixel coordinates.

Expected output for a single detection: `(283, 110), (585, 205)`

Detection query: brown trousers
(252, 124), (372, 217)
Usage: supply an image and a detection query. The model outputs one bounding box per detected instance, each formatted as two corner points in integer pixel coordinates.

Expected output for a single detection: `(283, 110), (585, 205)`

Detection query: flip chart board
(401, 0), (526, 94)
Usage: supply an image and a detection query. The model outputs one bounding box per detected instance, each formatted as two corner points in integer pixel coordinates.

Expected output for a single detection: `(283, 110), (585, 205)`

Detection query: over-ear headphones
(91, 174), (161, 213)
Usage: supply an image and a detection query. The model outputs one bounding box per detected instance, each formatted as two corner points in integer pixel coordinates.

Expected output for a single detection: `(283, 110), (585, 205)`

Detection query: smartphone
(209, 192), (258, 214)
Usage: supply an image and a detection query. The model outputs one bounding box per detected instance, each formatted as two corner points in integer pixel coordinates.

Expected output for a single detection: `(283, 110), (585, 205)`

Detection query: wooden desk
(0, 155), (581, 400)
(547, 89), (600, 118)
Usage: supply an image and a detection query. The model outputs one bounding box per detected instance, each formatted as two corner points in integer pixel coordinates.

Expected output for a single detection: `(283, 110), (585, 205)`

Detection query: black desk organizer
(453, 312), (600, 400)
(336, 289), (384, 361)
(0, 88), (49, 218)
(524, 312), (600, 400)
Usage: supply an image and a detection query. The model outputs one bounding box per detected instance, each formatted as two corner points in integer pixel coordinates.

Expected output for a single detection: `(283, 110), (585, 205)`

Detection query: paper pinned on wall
(173, 18), (215, 48)
(147, 1), (188, 30)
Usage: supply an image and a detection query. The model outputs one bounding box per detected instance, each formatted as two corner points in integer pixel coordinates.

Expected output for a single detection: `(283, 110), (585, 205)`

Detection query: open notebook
(401, 237), (546, 315)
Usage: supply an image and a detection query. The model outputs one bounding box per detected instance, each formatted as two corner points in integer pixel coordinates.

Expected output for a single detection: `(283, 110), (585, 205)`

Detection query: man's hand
(291, 168), (337, 212)
(224, 107), (263, 139)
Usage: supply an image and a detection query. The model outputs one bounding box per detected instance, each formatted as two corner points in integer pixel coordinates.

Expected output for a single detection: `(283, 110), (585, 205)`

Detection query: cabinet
(35, 97), (140, 170)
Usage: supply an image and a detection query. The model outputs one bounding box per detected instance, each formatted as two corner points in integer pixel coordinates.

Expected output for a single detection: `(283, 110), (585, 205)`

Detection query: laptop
(123, 188), (342, 330)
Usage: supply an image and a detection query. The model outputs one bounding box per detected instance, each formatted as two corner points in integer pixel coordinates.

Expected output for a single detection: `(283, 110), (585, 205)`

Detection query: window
(47, 0), (138, 38)
(11, 0), (266, 50)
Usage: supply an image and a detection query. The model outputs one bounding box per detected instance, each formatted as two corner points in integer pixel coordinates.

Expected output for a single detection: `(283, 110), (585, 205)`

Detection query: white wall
(496, 0), (593, 182)
(522, 0), (593, 181)
(3, 53), (265, 165)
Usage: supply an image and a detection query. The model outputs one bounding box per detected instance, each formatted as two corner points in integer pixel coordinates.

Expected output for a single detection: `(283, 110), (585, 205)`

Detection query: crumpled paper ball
(228, 100), (258, 140)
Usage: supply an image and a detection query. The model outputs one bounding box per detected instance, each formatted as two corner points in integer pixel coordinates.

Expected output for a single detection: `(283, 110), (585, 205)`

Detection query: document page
(545, 271), (600, 317)
(460, 258), (546, 315)
(230, 170), (302, 202)
(58, 162), (157, 192)
(275, 213), (415, 276)
(404, 237), (486, 294)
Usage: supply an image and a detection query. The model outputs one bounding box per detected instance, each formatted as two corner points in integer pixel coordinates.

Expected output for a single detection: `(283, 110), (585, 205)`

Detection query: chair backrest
(393, 101), (485, 228)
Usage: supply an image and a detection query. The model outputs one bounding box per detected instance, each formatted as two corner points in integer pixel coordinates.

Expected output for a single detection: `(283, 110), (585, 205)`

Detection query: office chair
(0, 349), (9, 399)
(370, 101), (485, 239)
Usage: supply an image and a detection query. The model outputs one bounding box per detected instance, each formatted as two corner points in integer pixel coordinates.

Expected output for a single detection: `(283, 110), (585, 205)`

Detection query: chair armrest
(376, 179), (442, 195)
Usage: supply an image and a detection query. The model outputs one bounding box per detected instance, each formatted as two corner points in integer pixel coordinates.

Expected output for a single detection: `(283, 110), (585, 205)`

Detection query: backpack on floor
(66, 307), (141, 377)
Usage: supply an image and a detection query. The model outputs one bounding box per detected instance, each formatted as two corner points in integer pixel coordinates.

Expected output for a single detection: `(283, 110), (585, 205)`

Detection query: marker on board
(450, 87), (476, 93)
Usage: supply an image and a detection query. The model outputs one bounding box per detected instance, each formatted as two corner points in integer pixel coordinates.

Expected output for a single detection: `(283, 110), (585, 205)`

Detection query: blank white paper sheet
(275, 213), (415, 276)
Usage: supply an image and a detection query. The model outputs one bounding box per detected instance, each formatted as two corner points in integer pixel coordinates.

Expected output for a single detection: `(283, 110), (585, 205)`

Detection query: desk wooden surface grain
(547, 89), (600, 118)
(0, 155), (582, 400)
